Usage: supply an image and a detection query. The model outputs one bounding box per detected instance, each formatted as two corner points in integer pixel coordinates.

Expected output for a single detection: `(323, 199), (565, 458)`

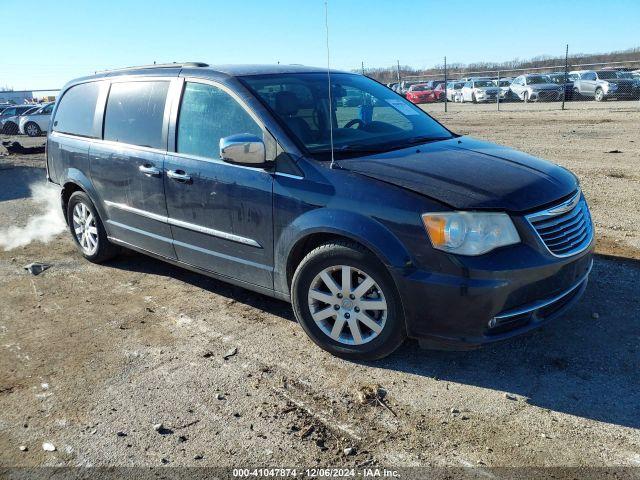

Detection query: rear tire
(67, 191), (119, 263)
(291, 241), (406, 360)
(24, 122), (41, 137)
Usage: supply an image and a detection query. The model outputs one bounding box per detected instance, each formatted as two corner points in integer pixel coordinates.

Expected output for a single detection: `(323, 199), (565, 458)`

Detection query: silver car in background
(494, 78), (513, 100)
(1, 105), (40, 134)
(18, 102), (54, 136)
(573, 70), (640, 101)
(459, 79), (500, 103)
(509, 74), (564, 102)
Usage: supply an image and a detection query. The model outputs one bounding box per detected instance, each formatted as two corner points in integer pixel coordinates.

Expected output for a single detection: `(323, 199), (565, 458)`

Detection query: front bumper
(393, 239), (594, 350)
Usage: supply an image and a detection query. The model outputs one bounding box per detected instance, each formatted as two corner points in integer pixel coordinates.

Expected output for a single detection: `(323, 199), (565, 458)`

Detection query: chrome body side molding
(104, 200), (262, 248)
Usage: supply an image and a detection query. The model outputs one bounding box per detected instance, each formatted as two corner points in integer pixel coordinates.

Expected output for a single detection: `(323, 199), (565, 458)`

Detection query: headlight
(421, 212), (520, 255)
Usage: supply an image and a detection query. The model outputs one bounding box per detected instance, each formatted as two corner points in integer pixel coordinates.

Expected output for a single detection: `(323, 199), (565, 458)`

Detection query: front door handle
(139, 164), (161, 177)
(167, 170), (192, 182)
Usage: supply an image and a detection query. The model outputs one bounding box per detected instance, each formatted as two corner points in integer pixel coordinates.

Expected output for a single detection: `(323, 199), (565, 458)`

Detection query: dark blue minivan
(47, 63), (594, 359)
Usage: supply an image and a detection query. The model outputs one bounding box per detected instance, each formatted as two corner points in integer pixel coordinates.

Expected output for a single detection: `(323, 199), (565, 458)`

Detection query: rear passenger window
(53, 82), (101, 137)
(177, 82), (262, 160)
(104, 81), (169, 149)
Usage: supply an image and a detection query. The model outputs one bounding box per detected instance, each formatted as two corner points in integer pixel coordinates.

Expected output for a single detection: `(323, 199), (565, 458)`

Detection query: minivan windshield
(241, 73), (453, 160)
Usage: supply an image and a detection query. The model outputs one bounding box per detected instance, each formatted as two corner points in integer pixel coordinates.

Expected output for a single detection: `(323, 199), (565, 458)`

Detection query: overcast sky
(2, 0), (639, 90)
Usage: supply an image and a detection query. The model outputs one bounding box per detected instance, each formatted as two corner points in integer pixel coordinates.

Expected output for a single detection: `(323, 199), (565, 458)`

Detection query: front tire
(291, 241), (406, 360)
(594, 88), (605, 102)
(24, 122), (41, 137)
(67, 191), (119, 263)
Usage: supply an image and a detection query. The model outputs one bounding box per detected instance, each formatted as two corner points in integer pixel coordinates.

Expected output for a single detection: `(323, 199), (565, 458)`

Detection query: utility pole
(443, 56), (447, 113)
(562, 44), (569, 110)
(497, 70), (500, 111)
(396, 60), (401, 83)
(361, 61), (365, 75)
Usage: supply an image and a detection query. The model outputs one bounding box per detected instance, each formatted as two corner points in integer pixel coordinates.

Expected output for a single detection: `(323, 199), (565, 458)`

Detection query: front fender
(273, 207), (413, 296)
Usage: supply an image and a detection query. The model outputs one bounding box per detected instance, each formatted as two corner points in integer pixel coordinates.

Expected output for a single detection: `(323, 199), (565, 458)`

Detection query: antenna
(324, 0), (336, 169)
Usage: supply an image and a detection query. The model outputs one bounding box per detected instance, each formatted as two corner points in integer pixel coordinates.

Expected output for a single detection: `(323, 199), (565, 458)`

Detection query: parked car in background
(460, 79), (500, 103)
(509, 74), (563, 102)
(445, 81), (465, 102)
(632, 70), (640, 80)
(19, 102), (54, 136)
(405, 83), (440, 104)
(433, 83), (447, 101)
(0, 105), (37, 133)
(547, 73), (574, 100)
(494, 78), (513, 101)
(568, 70), (588, 81)
(47, 63), (593, 360)
(399, 81), (419, 96)
(1, 105), (40, 134)
(573, 70), (640, 101)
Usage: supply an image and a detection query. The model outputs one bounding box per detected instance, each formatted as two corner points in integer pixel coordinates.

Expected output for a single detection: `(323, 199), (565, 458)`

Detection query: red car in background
(405, 83), (444, 104)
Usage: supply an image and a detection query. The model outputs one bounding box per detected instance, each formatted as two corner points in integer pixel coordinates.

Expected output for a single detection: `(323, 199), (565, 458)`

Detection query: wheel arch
(274, 208), (413, 297)
(60, 169), (106, 225)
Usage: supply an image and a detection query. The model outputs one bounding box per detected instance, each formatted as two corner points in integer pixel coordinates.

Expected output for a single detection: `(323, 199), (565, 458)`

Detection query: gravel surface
(0, 102), (639, 471)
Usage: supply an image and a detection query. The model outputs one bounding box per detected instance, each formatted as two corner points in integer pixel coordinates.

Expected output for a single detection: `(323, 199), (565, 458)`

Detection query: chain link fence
(363, 49), (640, 113)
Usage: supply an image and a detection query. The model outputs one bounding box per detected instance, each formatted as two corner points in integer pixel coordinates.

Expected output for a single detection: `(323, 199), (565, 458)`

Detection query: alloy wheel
(307, 265), (387, 346)
(72, 202), (99, 255)
(26, 123), (39, 136)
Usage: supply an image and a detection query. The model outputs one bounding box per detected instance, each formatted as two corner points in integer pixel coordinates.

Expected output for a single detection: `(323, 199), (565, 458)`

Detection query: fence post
(562, 44), (569, 110)
(361, 61), (365, 75)
(444, 56), (448, 113)
(497, 70), (500, 111)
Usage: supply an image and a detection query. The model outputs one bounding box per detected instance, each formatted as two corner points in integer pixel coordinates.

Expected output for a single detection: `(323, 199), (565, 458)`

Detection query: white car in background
(445, 81), (465, 102)
(18, 102), (54, 136)
(459, 79), (500, 103)
(0, 105), (40, 134)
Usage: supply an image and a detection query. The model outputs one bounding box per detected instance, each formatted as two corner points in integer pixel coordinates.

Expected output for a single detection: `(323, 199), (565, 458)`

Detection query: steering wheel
(344, 118), (365, 129)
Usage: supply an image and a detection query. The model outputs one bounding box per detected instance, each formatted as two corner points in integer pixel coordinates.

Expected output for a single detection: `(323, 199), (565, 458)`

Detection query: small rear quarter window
(53, 82), (101, 137)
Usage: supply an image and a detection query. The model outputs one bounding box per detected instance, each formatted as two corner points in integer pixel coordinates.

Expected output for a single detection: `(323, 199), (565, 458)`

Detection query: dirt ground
(1, 102), (639, 474)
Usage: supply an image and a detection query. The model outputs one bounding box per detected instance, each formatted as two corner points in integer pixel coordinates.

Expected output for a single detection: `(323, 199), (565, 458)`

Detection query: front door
(90, 79), (176, 259)
(164, 81), (274, 288)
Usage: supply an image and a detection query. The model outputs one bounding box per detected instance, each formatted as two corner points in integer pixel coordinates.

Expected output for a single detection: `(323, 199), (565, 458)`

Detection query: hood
(339, 137), (578, 213)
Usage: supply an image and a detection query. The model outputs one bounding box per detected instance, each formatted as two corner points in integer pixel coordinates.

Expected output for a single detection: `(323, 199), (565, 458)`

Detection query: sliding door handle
(139, 164), (161, 177)
(167, 170), (192, 182)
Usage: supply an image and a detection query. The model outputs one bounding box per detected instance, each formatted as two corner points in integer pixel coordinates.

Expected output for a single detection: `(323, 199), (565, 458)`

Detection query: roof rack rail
(95, 62), (209, 74)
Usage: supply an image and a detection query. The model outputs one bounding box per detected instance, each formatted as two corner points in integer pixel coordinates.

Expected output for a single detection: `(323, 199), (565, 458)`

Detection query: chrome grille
(526, 191), (593, 257)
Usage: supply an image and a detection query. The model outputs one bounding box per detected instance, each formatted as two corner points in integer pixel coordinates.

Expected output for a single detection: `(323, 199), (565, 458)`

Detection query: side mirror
(219, 133), (266, 167)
